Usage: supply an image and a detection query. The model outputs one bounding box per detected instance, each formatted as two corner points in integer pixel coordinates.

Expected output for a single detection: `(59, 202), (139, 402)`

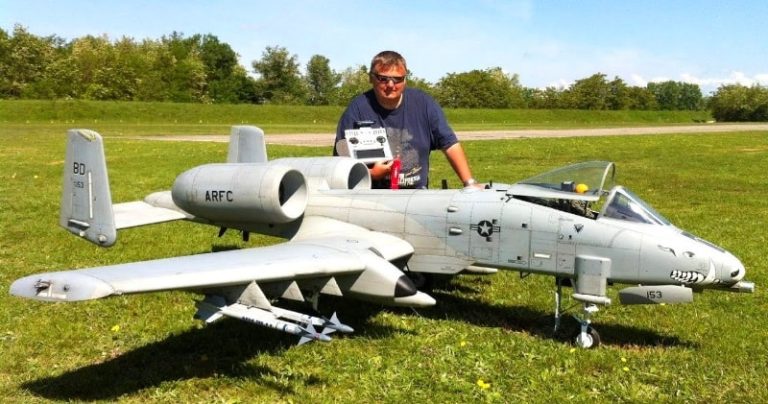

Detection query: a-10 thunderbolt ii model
(10, 126), (754, 348)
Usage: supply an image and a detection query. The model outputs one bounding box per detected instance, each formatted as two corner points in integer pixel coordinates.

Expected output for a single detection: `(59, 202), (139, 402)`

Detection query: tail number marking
(73, 162), (86, 175)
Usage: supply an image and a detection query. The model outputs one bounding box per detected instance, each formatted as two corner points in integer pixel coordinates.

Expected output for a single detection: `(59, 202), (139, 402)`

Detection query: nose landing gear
(573, 304), (601, 349)
(554, 278), (603, 349)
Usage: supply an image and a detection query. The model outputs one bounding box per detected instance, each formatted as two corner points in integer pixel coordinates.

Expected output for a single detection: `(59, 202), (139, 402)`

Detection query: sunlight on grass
(1, 122), (765, 402)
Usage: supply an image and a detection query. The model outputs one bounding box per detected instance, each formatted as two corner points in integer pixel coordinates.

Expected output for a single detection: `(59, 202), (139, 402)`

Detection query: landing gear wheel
(573, 327), (601, 349)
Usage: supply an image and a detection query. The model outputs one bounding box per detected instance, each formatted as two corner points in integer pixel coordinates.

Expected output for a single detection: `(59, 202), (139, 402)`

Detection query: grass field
(0, 114), (766, 402)
(1, 99), (713, 134)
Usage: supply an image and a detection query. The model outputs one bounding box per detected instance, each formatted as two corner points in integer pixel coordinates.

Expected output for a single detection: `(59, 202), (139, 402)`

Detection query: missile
(220, 304), (332, 343)
(196, 299), (332, 343)
(270, 307), (354, 334)
(297, 323), (331, 345)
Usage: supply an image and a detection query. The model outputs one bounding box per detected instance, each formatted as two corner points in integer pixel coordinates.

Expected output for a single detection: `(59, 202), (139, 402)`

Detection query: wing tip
(10, 272), (115, 302)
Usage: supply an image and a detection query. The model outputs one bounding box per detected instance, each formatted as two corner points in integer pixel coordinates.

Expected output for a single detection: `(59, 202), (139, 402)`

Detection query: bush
(710, 84), (768, 122)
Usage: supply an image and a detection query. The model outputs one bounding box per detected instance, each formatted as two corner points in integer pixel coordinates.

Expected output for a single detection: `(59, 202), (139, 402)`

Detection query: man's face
(370, 63), (407, 108)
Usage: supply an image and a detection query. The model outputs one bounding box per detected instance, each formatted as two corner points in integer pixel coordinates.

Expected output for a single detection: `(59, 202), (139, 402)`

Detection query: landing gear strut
(553, 278), (602, 349)
(572, 304), (601, 349)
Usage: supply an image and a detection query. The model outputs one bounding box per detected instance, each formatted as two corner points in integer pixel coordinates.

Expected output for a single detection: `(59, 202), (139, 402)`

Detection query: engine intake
(172, 163), (307, 224)
(271, 157), (370, 191)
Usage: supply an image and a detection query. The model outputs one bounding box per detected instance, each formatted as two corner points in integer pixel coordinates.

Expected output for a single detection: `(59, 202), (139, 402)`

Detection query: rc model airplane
(10, 126), (754, 348)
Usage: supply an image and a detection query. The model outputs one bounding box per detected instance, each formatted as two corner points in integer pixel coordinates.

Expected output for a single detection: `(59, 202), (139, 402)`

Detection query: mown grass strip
(1, 99), (712, 132)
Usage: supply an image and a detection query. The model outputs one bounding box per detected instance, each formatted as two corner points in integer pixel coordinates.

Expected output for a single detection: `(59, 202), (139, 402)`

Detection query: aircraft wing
(10, 239), (368, 302)
(11, 217), (420, 305)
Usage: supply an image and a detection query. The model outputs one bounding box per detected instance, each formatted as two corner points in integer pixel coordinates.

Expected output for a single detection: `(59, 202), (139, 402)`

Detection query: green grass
(1, 122), (766, 402)
(0, 99), (712, 134)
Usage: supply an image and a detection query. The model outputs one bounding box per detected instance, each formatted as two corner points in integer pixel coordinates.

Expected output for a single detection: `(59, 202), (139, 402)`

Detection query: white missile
(270, 307), (354, 334)
(196, 300), (332, 343)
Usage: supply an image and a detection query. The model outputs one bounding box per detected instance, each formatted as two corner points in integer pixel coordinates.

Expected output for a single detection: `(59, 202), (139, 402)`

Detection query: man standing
(334, 50), (478, 189)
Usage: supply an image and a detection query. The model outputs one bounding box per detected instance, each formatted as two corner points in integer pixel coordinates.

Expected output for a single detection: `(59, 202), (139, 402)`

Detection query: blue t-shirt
(334, 88), (458, 189)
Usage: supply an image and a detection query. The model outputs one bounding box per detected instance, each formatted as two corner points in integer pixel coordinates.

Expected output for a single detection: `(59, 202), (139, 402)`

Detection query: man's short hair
(369, 51), (407, 74)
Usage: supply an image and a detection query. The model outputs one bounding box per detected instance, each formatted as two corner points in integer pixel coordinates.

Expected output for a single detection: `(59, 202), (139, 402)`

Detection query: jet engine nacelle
(171, 163), (308, 224)
(271, 157), (371, 191)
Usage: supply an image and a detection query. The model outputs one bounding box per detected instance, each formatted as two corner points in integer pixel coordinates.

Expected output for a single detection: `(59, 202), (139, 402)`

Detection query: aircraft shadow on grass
(23, 281), (696, 401)
(408, 278), (699, 349)
(21, 299), (394, 401)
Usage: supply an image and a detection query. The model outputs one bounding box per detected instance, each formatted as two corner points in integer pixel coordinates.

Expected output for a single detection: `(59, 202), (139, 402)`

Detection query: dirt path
(132, 123), (768, 147)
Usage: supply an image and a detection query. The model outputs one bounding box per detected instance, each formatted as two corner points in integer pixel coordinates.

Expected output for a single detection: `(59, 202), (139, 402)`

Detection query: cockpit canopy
(507, 161), (615, 202)
(601, 186), (671, 225)
(505, 161), (671, 225)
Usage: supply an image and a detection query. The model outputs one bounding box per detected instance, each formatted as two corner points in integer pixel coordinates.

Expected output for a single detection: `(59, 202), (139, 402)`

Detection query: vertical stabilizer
(60, 129), (117, 246)
(226, 125), (268, 163)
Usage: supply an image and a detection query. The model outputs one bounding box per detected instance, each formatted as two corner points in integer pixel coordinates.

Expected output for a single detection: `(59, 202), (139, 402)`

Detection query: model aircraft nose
(718, 252), (745, 283)
(730, 266), (744, 280)
(708, 250), (754, 293)
(719, 255), (754, 293)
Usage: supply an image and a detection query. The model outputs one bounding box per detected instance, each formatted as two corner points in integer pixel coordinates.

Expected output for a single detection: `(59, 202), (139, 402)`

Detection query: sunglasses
(371, 73), (406, 84)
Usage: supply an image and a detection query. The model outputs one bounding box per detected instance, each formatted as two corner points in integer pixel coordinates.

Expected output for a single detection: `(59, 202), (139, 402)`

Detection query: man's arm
(442, 143), (479, 187)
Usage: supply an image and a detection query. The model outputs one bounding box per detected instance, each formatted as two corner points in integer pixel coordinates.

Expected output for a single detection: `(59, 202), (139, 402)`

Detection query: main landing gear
(554, 278), (602, 349)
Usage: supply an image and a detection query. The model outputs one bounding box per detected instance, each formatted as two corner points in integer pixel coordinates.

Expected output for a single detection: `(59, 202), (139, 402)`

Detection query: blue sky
(3, 0), (767, 93)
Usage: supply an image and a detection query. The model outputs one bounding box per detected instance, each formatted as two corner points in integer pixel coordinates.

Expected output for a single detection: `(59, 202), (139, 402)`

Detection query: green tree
(195, 34), (237, 81)
(648, 81), (679, 110)
(678, 82), (703, 110)
(208, 64), (260, 104)
(158, 33), (208, 102)
(333, 65), (370, 106)
(435, 67), (525, 108)
(526, 86), (564, 109)
(647, 81), (703, 110)
(625, 86), (658, 110)
(607, 76), (630, 110)
(192, 34), (256, 103)
(404, 74), (435, 98)
(562, 73), (610, 110)
(0, 25), (62, 98)
(252, 45), (307, 104)
(305, 54), (340, 105)
(133, 39), (172, 101)
(62, 35), (135, 100)
(710, 84), (768, 121)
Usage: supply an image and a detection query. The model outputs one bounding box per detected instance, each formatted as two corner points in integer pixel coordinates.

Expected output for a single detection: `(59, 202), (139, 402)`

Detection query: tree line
(1, 25), (766, 121)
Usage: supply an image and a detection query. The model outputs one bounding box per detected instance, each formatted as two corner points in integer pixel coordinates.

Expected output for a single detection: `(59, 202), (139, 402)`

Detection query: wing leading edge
(10, 241), (365, 301)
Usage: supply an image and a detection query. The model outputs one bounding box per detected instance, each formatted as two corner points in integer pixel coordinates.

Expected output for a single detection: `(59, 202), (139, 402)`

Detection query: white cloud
(629, 74), (647, 87)
(670, 71), (768, 92)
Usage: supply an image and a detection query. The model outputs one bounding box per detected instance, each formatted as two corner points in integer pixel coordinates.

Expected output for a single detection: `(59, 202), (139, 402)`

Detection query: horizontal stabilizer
(618, 285), (693, 305)
(113, 201), (189, 229)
